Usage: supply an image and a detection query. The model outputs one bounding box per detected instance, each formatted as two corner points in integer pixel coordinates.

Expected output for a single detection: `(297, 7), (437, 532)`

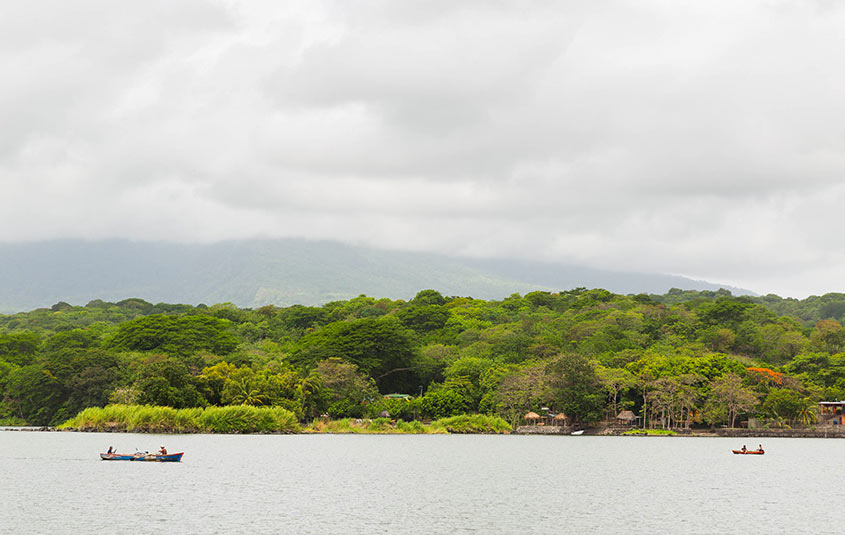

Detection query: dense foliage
(59, 404), (299, 433)
(3, 289), (845, 430)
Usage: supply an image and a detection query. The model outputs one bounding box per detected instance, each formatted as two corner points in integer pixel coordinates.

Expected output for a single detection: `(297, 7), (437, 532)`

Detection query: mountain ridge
(0, 239), (752, 313)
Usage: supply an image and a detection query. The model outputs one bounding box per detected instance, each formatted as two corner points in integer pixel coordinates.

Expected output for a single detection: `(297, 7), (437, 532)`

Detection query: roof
(525, 412), (541, 419)
(616, 410), (637, 420)
(383, 394), (412, 400)
(553, 413), (568, 420)
(818, 401), (845, 405)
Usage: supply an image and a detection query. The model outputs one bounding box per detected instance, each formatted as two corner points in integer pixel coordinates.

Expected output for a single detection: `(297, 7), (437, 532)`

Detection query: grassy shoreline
(59, 404), (301, 434)
(55, 406), (844, 437)
(58, 405), (513, 435)
(304, 414), (512, 434)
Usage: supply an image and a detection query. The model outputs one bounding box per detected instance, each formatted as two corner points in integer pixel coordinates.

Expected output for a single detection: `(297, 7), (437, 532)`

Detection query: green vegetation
(0, 415), (27, 426)
(652, 289), (845, 326)
(429, 414), (512, 434)
(3, 288), (845, 434)
(623, 429), (677, 436)
(305, 417), (446, 434)
(302, 414), (510, 434)
(58, 404), (299, 433)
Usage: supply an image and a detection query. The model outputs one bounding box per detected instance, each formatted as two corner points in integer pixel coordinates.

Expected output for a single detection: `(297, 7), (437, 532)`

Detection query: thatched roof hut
(616, 410), (636, 424)
(524, 412), (541, 424)
(547, 413), (567, 427)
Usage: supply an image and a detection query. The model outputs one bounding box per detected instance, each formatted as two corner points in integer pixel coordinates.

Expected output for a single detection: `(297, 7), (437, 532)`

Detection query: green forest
(3, 288), (845, 431)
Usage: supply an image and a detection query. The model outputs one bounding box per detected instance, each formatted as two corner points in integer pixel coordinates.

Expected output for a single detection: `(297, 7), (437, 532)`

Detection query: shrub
(365, 397), (417, 420)
(430, 414), (512, 434)
(622, 429), (677, 436)
(59, 404), (299, 433)
(418, 390), (469, 419)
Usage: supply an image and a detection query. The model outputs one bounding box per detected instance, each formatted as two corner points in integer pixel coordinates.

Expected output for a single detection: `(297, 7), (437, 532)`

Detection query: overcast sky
(2, 1), (844, 298)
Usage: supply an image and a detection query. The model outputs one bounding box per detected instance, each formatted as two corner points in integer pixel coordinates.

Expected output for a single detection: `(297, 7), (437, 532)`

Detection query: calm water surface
(1, 432), (843, 534)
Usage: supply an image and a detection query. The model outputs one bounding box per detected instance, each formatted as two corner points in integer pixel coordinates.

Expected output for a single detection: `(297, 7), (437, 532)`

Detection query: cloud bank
(2, 0), (844, 297)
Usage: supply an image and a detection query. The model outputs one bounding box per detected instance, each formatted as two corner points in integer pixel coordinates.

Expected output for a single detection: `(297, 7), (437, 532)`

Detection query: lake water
(1, 432), (843, 534)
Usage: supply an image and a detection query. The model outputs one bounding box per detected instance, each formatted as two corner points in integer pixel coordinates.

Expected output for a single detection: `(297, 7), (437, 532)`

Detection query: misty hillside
(0, 239), (750, 313)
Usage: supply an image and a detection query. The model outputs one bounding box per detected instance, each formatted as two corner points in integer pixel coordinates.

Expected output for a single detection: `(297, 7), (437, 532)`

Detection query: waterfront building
(615, 410), (637, 426)
(524, 412), (541, 425)
(818, 401), (845, 425)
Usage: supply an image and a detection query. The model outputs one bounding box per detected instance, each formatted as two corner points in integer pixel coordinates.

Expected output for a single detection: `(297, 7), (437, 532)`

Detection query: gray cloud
(1, 1), (845, 297)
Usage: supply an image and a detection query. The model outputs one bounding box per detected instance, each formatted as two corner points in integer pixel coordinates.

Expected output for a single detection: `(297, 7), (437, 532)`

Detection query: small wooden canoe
(100, 452), (184, 462)
(732, 449), (764, 455)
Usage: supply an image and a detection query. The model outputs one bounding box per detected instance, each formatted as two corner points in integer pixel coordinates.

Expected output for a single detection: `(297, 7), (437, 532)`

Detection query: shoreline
(515, 426), (845, 439)
(5, 425), (845, 438)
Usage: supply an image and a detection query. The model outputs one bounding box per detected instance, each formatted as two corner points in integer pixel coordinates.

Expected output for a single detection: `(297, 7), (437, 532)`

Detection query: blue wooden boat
(100, 452), (184, 462)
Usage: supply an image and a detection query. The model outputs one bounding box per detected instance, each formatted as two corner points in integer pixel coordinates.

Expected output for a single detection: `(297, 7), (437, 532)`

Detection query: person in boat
(741, 445), (747, 453)
(107, 446), (113, 454)
(757, 444), (764, 453)
(158, 446), (167, 455)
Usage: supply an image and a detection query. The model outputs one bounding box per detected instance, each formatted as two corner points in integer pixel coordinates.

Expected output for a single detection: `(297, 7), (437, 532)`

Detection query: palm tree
(798, 403), (818, 427)
(230, 379), (268, 406)
(297, 373), (323, 419)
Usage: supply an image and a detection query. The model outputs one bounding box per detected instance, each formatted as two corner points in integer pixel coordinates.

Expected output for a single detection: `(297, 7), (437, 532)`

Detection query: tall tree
(544, 354), (604, 424)
(704, 372), (758, 428)
(597, 366), (635, 419)
(292, 317), (418, 393)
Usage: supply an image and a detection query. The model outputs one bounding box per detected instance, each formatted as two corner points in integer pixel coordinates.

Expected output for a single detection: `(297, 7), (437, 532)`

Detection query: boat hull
(100, 452), (184, 462)
(731, 450), (764, 455)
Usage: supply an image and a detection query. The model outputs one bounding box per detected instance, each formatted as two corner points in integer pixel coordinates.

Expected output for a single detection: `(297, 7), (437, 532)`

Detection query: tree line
(2, 288), (845, 428)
